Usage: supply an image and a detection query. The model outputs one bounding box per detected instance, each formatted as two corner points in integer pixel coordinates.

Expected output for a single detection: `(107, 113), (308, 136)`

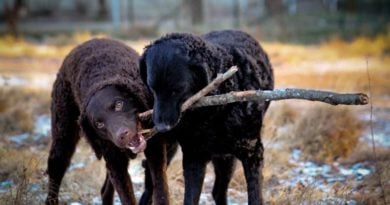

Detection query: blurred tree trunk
(98, 0), (108, 19)
(4, 0), (25, 37)
(337, 0), (357, 31)
(128, 0), (134, 25)
(154, 3), (182, 28)
(75, 0), (87, 16)
(111, 0), (121, 28)
(184, 0), (203, 25)
(265, 0), (284, 16)
(232, 0), (240, 28)
(265, 0), (288, 40)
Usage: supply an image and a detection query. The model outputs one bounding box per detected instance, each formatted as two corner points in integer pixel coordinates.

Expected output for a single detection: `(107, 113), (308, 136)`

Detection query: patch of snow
(0, 180), (13, 193)
(0, 75), (27, 86)
(34, 115), (51, 137)
(228, 189), (247, 205)
(68, 162), (86, 171)
(29, 74), (55, 89)
(9, 133), (29, 145)
(358, 112), (377, 121)
(283, 149), (374, 190)
(128, 160), (144, 184)
(91, 196), (121, 205)
(318, 197), (357, 205)
(199, 192), (213, 205)
(7, 115), (51, 146)
(92, 197), (101, 204)
(0, 74), (55, 89)
(290, 148), (301, 161)
(28, 183), (41, 192)
(364, 133), (390, 148)
(359, 112), (390, 148)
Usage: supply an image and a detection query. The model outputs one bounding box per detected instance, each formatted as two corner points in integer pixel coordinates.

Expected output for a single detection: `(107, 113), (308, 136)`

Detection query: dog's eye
(114, 100), (124, 112)
(96, 121), (105, 129)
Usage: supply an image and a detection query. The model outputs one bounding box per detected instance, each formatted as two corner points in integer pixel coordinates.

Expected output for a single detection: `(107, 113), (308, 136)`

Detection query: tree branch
(181, 66), (238, 110)
(192, 88), (369, 108)
(139, 87), (368, 123)
(138, 66), (369, 140)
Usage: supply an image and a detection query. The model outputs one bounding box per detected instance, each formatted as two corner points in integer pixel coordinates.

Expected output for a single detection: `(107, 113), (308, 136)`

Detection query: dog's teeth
(127, 145), (136, 151)
(126, 134), (147, 154)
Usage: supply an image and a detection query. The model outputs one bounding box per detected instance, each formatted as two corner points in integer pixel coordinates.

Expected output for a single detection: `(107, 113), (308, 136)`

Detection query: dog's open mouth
(126, 133), (146, 154)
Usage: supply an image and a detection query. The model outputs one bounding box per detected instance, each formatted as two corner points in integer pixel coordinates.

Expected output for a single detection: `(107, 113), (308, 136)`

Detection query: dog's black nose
(117, 127), (130, 138)
(116, 127), (133, 146)
(155, 123), (172, 133)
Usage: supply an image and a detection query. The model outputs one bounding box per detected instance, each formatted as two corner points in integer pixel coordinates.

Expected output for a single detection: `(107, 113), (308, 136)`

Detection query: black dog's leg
(139, 160), (153, 205)
(211, 155), (236, 205)
(101, 173), (114, 205)
(183, 154), (207, 205)
(143, 135), (170, 205)
(166, 139), (179, 166)
(103, 148), (136, 205)
(140, 138), (178, 205)
(240, 140), (264, 205)
(46, 79), (80, 205)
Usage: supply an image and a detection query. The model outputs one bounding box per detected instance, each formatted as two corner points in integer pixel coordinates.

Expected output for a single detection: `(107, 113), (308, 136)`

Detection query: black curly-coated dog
(139, 30), (274, 205)
(46, 38), (155, 205)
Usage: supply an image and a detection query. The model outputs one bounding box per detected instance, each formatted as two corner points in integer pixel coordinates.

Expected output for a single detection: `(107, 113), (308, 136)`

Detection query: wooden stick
(138, 66), (369, 139)
(181, 66), (238, 111)
(192, 88), (369, 107)
(138, 110), (153, 121)
(139, 88), (368, 122)
(141, 128), (158, 141)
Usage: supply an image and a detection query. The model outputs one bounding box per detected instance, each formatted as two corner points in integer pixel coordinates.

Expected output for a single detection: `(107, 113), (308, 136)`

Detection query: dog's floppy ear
(79, 114), (103, 159)
(189, 61), (210, 91)
(139, 52), (148, 84)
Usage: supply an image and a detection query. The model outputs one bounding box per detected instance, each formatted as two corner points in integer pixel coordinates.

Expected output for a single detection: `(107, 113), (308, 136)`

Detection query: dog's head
(80, 85), (146, 154)
(140, 40), (209, 132)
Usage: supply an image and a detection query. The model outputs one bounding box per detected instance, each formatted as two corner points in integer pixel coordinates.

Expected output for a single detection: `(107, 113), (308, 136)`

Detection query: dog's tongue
(127, 133), (146, 154)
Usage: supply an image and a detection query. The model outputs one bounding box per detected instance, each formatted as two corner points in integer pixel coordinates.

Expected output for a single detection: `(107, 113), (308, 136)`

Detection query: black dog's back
(203, 30), (274, 92)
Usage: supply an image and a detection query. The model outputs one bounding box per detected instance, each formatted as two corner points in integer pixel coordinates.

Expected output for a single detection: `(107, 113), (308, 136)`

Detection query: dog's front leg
(103, 149), (136, 205)
(144, 135), (170, 205)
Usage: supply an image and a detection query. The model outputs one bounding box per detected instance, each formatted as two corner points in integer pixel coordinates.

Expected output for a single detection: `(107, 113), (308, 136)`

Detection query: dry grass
(275, 69), (390, 97)
(0, 87), (50, 136)
(340, 140), (390, 204)
(0, 144), (47, 204)
(342, 151), (390, 204)
(0, 32), (149, 75)
(0, 32), (148, 60)
(57, 140), (107, 203)
(0, 32), (103, 59)
(292, 105), (363, 163)
(263, 30), (390, 67)
(323, 32), (390, 58)
(0, 139), (107, 204)
(254, 100), (386, 204)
